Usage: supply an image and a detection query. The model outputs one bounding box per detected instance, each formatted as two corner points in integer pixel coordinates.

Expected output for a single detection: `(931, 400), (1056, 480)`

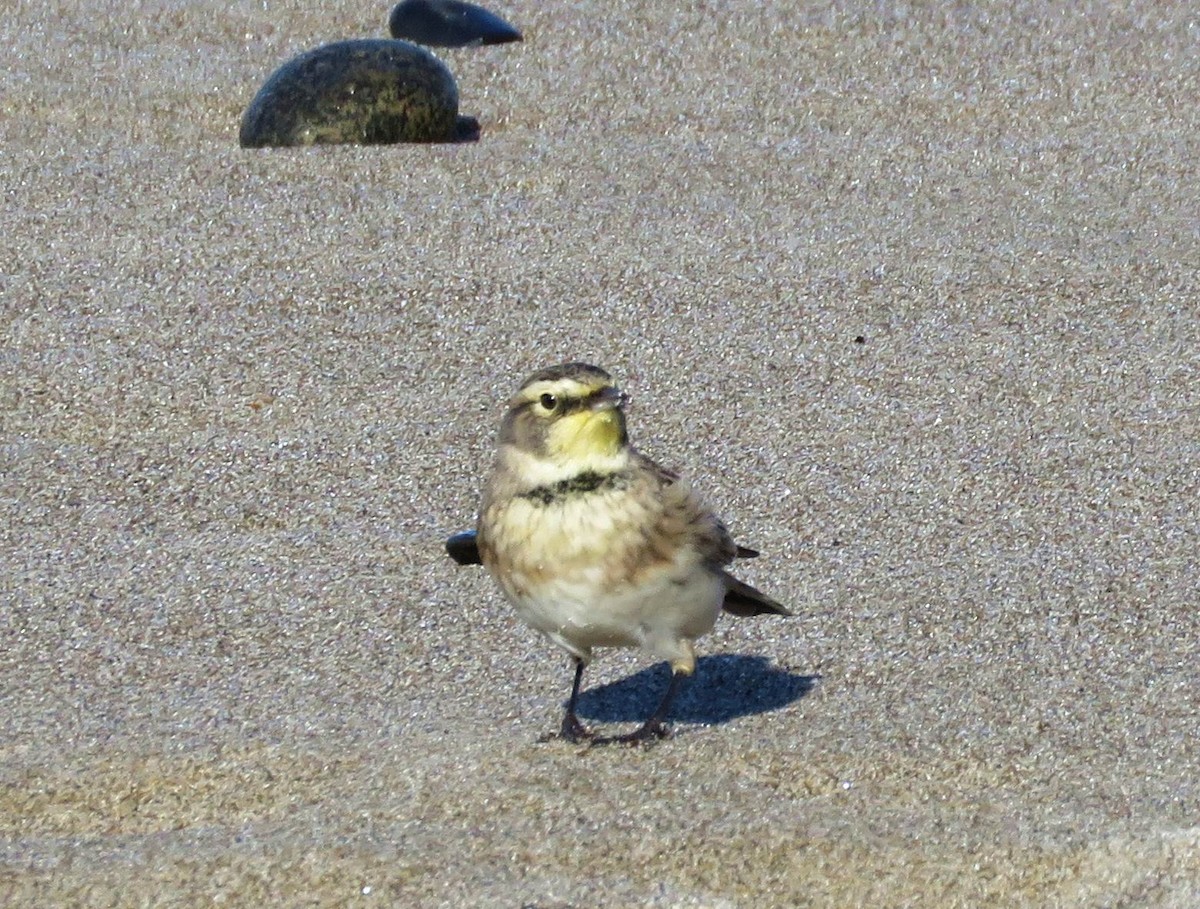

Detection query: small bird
(448, 363), (790, 744)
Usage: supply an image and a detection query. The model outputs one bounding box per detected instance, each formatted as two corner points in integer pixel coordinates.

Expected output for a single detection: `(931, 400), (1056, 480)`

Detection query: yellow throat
(546, 406), (625, 462)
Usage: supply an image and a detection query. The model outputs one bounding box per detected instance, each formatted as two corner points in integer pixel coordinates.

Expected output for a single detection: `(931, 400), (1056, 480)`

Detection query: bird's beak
(590, 386), (628, 411)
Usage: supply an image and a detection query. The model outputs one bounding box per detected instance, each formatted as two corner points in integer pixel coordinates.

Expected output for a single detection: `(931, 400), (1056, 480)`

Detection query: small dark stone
(239, 39), (477, 148)
(854, 335), (866, 344)
(389, 0), (522, 48)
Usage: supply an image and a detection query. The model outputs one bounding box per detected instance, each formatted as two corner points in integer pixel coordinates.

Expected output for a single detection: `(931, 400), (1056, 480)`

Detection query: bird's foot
(538, 712), (595, 744)
(592, 719), (672, 748)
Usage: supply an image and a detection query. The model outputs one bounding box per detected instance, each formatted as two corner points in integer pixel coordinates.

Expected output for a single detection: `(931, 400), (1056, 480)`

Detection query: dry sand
(3, 0), (1199, 905)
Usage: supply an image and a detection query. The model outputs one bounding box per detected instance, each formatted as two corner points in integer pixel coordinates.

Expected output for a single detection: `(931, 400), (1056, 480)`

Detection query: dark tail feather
(721, 572), (791, 617)
(446, 530), (482, 565)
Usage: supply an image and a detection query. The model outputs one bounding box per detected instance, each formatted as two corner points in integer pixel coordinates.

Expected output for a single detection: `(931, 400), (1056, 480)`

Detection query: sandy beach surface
(3, 0), (1199, 905)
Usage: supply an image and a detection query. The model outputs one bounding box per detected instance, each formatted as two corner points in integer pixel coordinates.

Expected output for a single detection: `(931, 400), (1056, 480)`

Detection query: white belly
(513, 558), (722, 656)
(485, 491), (725, 665)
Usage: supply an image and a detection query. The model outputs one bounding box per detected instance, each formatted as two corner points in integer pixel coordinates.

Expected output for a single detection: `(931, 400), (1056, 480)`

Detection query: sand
(2, 0), (1199, 905)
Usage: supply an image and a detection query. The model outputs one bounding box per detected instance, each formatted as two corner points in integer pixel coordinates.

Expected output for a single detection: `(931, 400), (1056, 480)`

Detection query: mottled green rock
(239, 39), (478, 148)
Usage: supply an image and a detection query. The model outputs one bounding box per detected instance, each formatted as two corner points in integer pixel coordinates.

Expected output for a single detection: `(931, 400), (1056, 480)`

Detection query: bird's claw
(538, 712), (596, 744)
(591, 720), (672, 748)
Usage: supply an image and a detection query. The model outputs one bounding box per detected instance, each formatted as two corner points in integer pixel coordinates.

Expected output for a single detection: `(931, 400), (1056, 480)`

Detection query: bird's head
(499, 362), (630, 474)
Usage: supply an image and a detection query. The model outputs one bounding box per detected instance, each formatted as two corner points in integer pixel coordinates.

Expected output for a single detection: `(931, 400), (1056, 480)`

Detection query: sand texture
(3, 0), (1199, 905)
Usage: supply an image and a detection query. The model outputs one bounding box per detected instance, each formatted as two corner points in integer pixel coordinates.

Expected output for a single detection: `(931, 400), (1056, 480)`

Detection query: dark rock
(389, 0), (522, 48)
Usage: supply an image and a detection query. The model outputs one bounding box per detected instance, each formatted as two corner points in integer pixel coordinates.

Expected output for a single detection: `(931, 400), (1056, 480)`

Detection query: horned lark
(447, 363), (790, 744)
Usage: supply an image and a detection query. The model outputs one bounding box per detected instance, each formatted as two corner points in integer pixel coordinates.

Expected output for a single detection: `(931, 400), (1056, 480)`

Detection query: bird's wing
(632, 452), (787, 614)
(632, 450), (681, 485)
(632, 450), (743, 567)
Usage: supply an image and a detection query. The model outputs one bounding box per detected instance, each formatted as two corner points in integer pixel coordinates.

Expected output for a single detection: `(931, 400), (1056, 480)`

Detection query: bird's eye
(539, 393), (557, 411)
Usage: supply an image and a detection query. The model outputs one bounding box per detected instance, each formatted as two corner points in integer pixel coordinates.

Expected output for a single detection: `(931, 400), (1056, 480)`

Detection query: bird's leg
(557, 658), (594, 742)
(620, 669), (686, 743)
(598, 665), (689, 746)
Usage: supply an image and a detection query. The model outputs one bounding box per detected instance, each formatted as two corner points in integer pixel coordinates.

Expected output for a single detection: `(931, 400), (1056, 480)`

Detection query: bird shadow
(574, 654), (817, 726)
